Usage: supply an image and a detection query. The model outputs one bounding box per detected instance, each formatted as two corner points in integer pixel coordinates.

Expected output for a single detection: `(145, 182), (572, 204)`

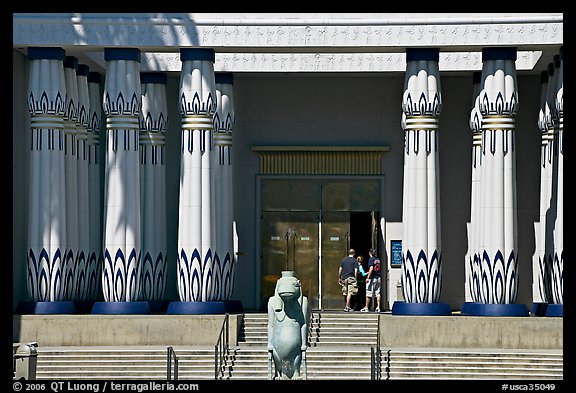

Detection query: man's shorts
(365, 277), (381, 297)
(341, 277), (358, 296)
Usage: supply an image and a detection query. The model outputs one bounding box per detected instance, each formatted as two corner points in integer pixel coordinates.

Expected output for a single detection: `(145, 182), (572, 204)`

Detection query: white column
(101, 48), (142, 302)
(214, 72), (236, 300)
(74, 64), (91, 301)
(62, 56), (79, 300)
(478, 47), (519, 305)
(87, 71), (103, 300)
(532, 66), (554, 306)
(139, 72), (168, 301)
(178, 48), (217, 302)
(466, 71), (483, 303)
(26, 47), (67, 302)
(400, 48), (443, 304)
(551, 48), (563, 306)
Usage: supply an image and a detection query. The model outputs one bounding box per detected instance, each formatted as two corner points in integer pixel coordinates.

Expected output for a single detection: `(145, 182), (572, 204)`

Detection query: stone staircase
(35, 346), (217, 380)
(230, 311), (378, 379)
(383, 349), (564, 380)
(32, 311), (563, 380)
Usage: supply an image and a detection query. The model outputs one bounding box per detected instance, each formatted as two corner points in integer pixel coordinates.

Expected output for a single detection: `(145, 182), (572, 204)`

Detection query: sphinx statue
(267, 271), (309, 380)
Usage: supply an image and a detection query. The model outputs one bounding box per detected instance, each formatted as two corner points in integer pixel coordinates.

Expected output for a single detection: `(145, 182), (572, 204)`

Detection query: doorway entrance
(259, 177), (382, 310)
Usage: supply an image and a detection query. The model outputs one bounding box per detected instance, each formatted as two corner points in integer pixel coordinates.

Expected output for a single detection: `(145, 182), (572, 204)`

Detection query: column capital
(215, 73), (235, 133)
(87, 72), (102, 136)
(76, 64), (91, 130)
(469, 72), (483, 135)
(140, 72), (168, 133)
(478, 47), (518, 119)
(27, 47), (66, 117)
(179, 49), (217, 117)
(103, 49), (142, 117)
(63, 56), (79, 123)
(402, 47), (442, 120)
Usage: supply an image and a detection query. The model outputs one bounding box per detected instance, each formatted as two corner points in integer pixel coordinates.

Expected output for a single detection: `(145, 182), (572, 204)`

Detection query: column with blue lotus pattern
(74, 64), (92, 302)
(174, 48), (217, 310)
(469, 47), (528, 316)
(213, 73), (236, 301)
(24, 47), (73, 313)
(394, 48), (450, 315)
(96, 48), (147, 314)
(62, 56), (79, 301)
(549, 47), (563, 316)
(465, 72), (484, 304)
(139, 72), (168, 308)
(87, 71), (103, 301)
(531, 65), (555, 314)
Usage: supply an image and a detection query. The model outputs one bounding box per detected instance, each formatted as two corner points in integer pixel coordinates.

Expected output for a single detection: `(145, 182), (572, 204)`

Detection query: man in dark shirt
(338, 249), (358, 312)
(361, 248), (382, 312)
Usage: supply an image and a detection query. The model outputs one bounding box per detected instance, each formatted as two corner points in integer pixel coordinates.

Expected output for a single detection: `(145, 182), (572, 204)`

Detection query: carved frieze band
(136, 51), (541, 73)
(13, 17), (562, 49)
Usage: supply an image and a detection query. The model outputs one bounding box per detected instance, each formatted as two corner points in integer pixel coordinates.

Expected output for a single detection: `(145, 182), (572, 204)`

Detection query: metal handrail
(167, 346), (178, 381)
(370, 315), (382, 380)
(384, 349), (391, 380)
(214, 313), (229, 379)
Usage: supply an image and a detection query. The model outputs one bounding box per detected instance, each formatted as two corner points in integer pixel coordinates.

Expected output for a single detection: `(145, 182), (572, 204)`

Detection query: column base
(91, 301), (151, 315)
(74, 300), (96, 314)
(545, 304), (563, 317)
(166, 301), (227, 315)
(461, 302), (529, 317)
(391, 301), (451, 316)
(530, 302), (549, 317)
(223, 300), (244, 313)
(14, 301), (76, 315)
(147, 300), (170, 313)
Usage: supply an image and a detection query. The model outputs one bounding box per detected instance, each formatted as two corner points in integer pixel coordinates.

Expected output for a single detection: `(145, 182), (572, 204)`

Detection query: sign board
(391, 240), (402, 267)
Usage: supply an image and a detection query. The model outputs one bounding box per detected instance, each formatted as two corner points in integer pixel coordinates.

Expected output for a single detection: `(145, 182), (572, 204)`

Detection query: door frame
(255, 174), (386, 310)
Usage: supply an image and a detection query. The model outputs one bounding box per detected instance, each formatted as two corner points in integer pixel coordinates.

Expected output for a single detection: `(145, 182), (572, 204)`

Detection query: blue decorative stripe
(104, 48), (141, 63)
(27, 248), (65, 302)
(215, 72), (234, 85)
(88, 72), (101, 84)
(140, 72), (167, 85)
(103, 92), (142, 117)
(212, 253), (222, 300)
(140, 251), (167, 301)
(102, 247), (141, 302)
(482, 47), (517, 62)
(77, 64), (90, 77)
(64, 56), (78, 69)
(401, 249), (442, 303)
(406, 48), (439, 62)
(180, 48), (215, 62)
(28, 47), (65, 61)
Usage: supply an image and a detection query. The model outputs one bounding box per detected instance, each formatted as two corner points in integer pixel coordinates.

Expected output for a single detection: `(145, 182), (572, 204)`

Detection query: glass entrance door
(320, 211), (350, 309)
(259, 178), (381, 310)
(261, 211), (320, 309)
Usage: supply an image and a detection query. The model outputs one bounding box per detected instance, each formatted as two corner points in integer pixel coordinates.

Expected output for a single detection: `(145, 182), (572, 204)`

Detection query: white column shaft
(400, 49), (442, 304)
(478, 48), (519, 305)
(87, 75), (103, 300)
(101, 50), (142, 302)
(139, 76), (168, 301)
(178, 49), (217, 302)
(26, 48), (67, 302)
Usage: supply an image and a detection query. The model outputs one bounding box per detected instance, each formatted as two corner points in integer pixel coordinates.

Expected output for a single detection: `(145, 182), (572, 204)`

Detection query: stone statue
(267, 271), (309, 380)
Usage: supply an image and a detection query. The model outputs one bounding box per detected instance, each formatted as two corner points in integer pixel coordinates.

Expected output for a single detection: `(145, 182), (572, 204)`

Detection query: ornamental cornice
(13, 14), (562, 51)
(132, 51), (540, 73)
